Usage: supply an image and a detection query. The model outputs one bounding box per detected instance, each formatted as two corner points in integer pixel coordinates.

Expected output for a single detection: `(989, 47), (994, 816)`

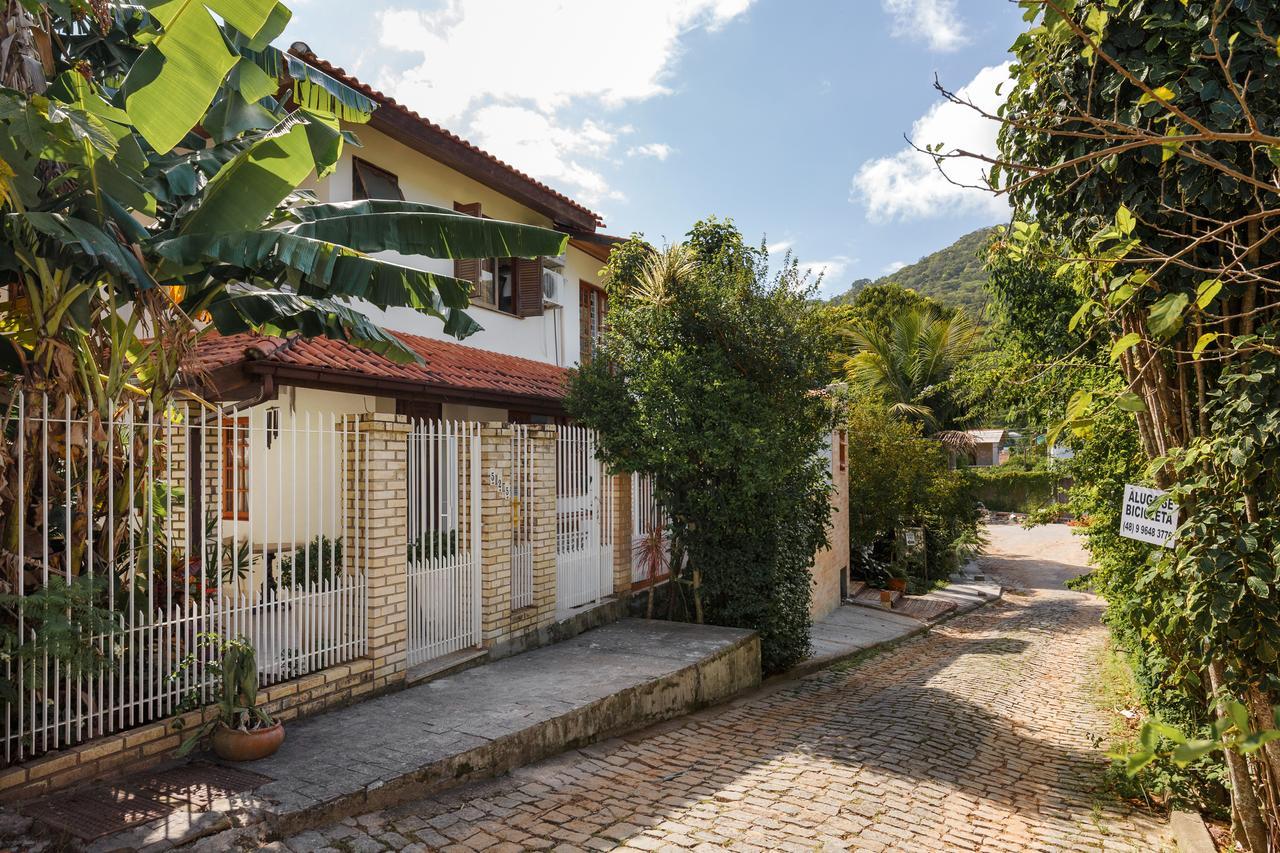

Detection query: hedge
(967, 467), (1062, 513)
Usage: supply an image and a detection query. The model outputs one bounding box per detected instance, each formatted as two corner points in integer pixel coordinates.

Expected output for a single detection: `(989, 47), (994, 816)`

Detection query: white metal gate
(555, 427), (614, 611)
(509, 425), (535, 610)
(406, 419), (482, 666)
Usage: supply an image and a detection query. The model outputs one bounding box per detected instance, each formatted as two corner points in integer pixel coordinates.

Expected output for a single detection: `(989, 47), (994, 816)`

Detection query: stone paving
(280, 524), (1171, 852)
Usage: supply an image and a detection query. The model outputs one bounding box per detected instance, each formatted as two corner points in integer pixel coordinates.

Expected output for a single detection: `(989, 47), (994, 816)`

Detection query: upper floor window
(453, 201), (544, 318)
(353, 158), (403, 200)
(475, 257), (517, 314)
(579, 281), (606, 363)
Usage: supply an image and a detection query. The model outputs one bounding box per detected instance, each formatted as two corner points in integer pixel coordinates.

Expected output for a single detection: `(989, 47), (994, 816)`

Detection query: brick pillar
(345, 413), (411, 691)
(526, 425), (557, 624)
(612, 472), (633, 597)
(479, 423), (513, 644)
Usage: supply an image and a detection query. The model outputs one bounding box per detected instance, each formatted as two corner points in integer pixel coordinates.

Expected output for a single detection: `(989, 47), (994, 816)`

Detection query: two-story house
(190, 45), (619, 426)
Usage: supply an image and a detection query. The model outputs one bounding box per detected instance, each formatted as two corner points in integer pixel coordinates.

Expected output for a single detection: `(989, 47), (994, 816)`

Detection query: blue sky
(282, 1), (1026, 298)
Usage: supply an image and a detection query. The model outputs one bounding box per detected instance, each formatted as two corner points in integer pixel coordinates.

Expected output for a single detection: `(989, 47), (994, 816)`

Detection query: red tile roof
(289, 49), (604, 230)
(191, 331), (569, 404)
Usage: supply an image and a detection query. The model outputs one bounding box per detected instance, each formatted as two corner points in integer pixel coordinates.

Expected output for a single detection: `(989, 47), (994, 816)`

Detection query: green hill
(830, 227), (997, 317)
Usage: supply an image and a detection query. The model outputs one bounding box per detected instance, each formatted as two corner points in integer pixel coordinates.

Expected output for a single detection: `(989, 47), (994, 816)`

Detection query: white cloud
(374, 1), (753, 204)
(800, 256), (853, 286)
(883, 260), (907, 274)
(766, 239), (793, 255)
(627, 143), (673, 161)
(882, 0), (968, 51)
(467, 106), (624, 204)
(851, 62), (1011, 223)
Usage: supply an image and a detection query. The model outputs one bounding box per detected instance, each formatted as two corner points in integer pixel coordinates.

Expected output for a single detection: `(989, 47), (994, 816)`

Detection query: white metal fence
(508, 425), (535, 610)
(631, 473), (671, 586)
(405, 419), (482, 666)
(0, 393), (368, 764)
(555, 427), (614, 611)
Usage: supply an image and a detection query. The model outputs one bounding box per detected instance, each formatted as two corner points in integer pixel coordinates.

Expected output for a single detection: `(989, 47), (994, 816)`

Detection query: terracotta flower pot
(887, 578), (908, 593)
(211, 722), (285, 762)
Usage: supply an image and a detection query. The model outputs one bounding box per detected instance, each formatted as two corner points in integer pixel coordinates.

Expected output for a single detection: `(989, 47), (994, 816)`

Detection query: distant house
(963, 429), (1007, 467)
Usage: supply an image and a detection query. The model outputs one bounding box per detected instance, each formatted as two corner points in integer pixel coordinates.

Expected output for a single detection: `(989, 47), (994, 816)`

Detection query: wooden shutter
(453, 202), (482, 286)
(515, 257), (544, 317)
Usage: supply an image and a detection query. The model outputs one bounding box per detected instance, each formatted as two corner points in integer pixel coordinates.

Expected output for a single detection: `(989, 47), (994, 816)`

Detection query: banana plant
(0, 0), (566, 713)
(0, 2), (567, 410)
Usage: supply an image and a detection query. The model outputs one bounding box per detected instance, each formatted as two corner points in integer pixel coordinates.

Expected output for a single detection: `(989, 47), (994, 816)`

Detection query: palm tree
(837, 306), (981, 431)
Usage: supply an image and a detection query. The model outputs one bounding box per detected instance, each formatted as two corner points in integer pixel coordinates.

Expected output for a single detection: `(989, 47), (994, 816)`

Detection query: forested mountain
(829, 227), (997, 317)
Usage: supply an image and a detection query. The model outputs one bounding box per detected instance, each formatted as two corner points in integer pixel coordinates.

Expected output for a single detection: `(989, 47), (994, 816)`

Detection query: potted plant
(173, 633), (285, 761)
(886, 563), (909, 594)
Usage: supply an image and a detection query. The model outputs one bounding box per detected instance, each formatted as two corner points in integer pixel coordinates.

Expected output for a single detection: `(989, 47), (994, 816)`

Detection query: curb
(1170, 810), (1215, 853)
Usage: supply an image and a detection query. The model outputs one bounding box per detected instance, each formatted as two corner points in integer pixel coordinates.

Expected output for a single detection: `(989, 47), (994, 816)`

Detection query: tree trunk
(1209, 660), (1271, 852)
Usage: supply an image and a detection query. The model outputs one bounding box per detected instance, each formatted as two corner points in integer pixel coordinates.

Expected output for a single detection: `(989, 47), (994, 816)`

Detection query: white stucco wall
(303, 125), (604, 368)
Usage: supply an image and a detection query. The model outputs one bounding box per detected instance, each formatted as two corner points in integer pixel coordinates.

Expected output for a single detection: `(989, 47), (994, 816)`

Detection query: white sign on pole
(1119, 484), (1179, 547)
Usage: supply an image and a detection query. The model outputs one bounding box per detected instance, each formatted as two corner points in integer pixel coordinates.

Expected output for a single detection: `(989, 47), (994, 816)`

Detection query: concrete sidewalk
(26, 619), (758, 852)
(794, 573), (1003, 679)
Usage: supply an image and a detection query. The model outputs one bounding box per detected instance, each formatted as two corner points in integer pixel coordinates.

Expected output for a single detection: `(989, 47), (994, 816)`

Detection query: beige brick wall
(612, 472), (633, 597)
(479, 424), (560, 648)
(1, 418), (632, 801)
(0, 658), (375, 802)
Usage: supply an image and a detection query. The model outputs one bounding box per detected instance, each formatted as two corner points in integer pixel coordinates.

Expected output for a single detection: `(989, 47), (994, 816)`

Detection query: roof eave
(242, 360), (567, 413)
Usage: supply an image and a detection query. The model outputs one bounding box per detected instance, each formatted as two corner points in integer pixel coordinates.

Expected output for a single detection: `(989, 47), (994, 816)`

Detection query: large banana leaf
(283, 200), (569, 259)
(204, 286), (432, 362)
(173, 116), (315, 239)
(155, 230), (475, 311)
(10, 212), (156, 289)
(122, 0), (290, 154)
(246, 47), (378, 122)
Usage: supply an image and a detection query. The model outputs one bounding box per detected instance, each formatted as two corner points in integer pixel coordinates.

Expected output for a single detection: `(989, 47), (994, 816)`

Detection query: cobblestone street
(284, 524), (1170, 852)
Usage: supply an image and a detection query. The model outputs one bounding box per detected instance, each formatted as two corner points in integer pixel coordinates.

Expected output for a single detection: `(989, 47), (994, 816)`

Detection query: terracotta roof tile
(192, 331), (568, 403)
(186, 331), (286, 373)
(290, 49), (604, 229)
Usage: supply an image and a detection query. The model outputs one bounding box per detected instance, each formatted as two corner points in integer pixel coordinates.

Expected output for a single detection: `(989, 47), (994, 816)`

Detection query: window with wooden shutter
(579, 281), (606, 362)
(453, 201), (483, 295)
(515, 257), (543, 317)
(353, 158), (404, 200)
(220, 417), (250, 520)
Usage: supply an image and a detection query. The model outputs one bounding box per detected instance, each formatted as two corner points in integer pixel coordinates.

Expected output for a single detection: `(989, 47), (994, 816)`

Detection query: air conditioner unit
(542, 253), (567, 270)
(542, 268), (565, 301)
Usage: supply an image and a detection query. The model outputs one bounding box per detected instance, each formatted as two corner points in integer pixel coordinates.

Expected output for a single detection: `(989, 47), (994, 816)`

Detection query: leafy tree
(829, 282), (954, 333)
(568, 219), (835, 673)
(844, 403), (978, 591)
(938, 1), (1280, 843)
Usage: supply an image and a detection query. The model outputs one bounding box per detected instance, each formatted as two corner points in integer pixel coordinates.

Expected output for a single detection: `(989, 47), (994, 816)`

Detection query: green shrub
(845, 404), (979, 592)
(277, 536), (343, 589)
(967, 467), (1062, 513)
